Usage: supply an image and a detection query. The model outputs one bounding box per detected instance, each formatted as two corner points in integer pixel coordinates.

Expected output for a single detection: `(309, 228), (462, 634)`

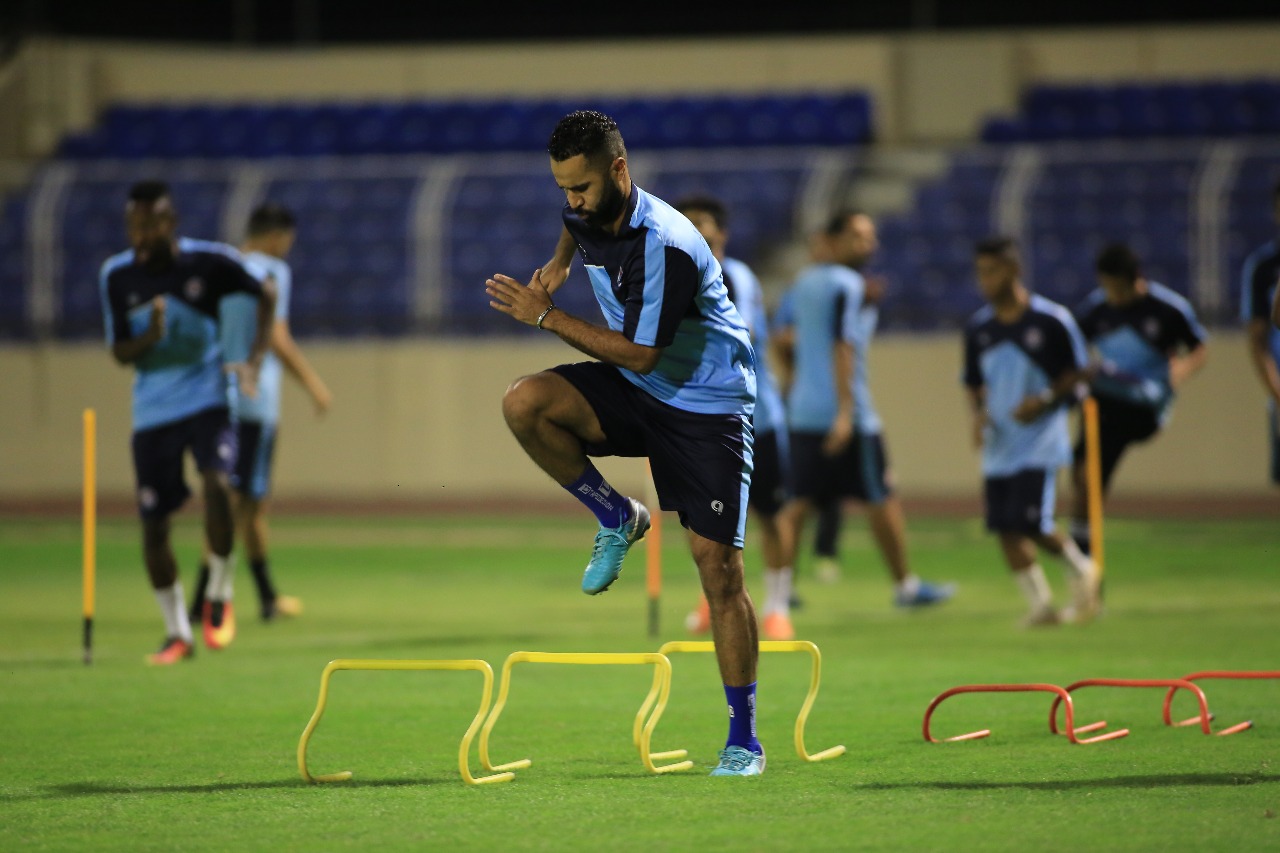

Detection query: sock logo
(727, 705), (735, 719)
(711, 500), (724, 515)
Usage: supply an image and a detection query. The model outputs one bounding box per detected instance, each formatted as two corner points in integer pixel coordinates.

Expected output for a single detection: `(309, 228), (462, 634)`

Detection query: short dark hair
(674, 194), (728, 230)
(823, 208), (865, 236)
(128, 180), (170, 205)
(975, 235), (1019, 263)
(547, 110), (626, 165)
(247, 203), (297, 237)
(1095, 242), (1141, 282)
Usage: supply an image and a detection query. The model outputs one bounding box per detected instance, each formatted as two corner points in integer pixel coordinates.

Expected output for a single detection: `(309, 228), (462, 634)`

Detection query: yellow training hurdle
(636, 640), (846, 763)
(297, 658), (513, 786)
(478, 651), (694, 777)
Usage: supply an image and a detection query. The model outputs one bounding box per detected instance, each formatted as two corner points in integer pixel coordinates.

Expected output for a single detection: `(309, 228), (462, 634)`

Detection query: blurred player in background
(1069, 243), (1208, 555)
(190, 203), (332, 623)
(99, 180), (275, 664)
(674, 195), (794, 641)
(963, 237), (1099, 627)
(488, 110), (765, 776)
(1240, 180), (1280, 486)
(774, 210), (955, 615)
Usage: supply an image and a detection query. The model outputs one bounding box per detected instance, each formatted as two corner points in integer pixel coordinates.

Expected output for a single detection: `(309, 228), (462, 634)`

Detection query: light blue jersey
(781, 263), (882, 434)
(221, 251), (290, 424)
(100, 237), (263, 432)
(963, 295), (1089, 476)
(564, 185), (756, 417)
(722, 256), (784, 435)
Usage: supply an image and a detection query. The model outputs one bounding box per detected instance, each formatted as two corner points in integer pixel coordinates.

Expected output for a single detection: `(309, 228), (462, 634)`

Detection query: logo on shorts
(711, 500), (724, 515)
(139, 487), (158, 510)
(1023, 327), (1044, 351)
(184, 277), (205, 300)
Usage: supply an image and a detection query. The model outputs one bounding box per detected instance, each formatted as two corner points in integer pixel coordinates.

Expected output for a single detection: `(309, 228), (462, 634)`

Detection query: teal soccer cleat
(581, 498), (650, 595)
(709, 745), (766, 777)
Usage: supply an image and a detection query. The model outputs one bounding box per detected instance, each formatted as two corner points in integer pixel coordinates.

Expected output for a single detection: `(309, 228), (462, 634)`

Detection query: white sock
(896, 574), (921, 597)
(765, 567), (792, 616)
(1014, 564), (1052, 612)
(1057, 538), (1095, 578)
(207, 552), (234, 602)
(155, 583), (193, 642)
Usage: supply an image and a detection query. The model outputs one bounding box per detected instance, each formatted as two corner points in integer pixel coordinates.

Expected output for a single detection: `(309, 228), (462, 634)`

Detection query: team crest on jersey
(1023, 326), (1044, 351)
(127, 292), (141, 306)
(184, 277), (205, 300)
(1142, 318), (1161, 339)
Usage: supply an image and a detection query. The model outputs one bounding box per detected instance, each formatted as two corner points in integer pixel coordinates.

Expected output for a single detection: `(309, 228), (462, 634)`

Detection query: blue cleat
(581, 498), (650, 595)
(709, 745), (766, 777)
(894, 579), (957, 608)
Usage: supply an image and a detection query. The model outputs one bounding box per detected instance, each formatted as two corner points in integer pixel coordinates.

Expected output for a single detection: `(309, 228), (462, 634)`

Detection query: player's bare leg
(199, 469), (237, 649)
(1035, 530), (1100, 623)
(143, 515), (194, 664)
(503, 371), (648, 594)
(502, 371), (604, 484)
(1000, 533), (1058, 627)
(692, 531), (766, 776)
(869, 497), (957, 608)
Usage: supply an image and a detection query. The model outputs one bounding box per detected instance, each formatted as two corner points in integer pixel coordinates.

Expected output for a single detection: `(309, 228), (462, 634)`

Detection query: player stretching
(190, 203), (332, 623)
(100, 181), (275, 663)
(1068, 243), (1208, 555)
(963, 237), (1099, 626)
(488, 111), (764, 776)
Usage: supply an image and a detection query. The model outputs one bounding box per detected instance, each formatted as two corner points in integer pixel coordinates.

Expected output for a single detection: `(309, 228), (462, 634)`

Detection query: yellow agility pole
(637, 640), (846, 763)
(82, 408), (96, 666)
(479, 651), (693, 776)
(297, 658), (513, 786)
(645, 461), (662, 638)
(1082, 396), (1105, 579)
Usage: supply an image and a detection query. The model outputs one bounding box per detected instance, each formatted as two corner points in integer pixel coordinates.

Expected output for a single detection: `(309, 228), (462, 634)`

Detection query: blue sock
(563, 462), (628, 528)
(723, 682), (760, 753)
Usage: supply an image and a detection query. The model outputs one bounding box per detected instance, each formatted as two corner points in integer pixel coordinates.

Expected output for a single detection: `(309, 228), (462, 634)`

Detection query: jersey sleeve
(835, 274), (864, 343)
(271, 261), (291, 321)
(1049, 312), (1090, 379)
(101, 265), (133, 345)
(622, 235), (699, 348)
(210, 254), (265, 300)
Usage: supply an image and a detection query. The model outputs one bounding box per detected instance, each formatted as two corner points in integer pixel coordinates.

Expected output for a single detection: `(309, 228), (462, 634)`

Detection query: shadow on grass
(29, 777), (450, 800)
(860, 772), (1280, 792)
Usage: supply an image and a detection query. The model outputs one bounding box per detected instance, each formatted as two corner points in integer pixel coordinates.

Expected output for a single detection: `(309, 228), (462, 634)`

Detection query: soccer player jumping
(487, 111), (764, 776)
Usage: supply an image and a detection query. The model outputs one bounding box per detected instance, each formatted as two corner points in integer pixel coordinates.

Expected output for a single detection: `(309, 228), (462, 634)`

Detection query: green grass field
(2, 510), (1278, 851)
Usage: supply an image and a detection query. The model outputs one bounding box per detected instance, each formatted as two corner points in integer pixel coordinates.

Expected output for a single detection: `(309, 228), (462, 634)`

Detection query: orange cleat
(146, 636), (194, 666)
(202, 601), (237, 650)
(762, 612), (795, 641)
(684, 596), (711, 635)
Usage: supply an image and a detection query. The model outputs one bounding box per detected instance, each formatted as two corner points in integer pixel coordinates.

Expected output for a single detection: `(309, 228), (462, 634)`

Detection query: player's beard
(140, 239), (175, 272)
(579, 179), (627, 231)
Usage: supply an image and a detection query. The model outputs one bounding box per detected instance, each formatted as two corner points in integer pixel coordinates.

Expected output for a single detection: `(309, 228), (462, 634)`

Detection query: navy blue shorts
(551, 362), (753, 548)
(749, 429), (790, 517)
(231, 420), (277, 500)
(984, 468), (1056, 536)
(131, 407), (236, 519)
(789, 429), (891, 505)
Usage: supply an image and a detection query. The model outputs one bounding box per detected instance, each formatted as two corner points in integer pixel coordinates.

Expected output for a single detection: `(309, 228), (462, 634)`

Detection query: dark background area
(2, 0), (1279, 46)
